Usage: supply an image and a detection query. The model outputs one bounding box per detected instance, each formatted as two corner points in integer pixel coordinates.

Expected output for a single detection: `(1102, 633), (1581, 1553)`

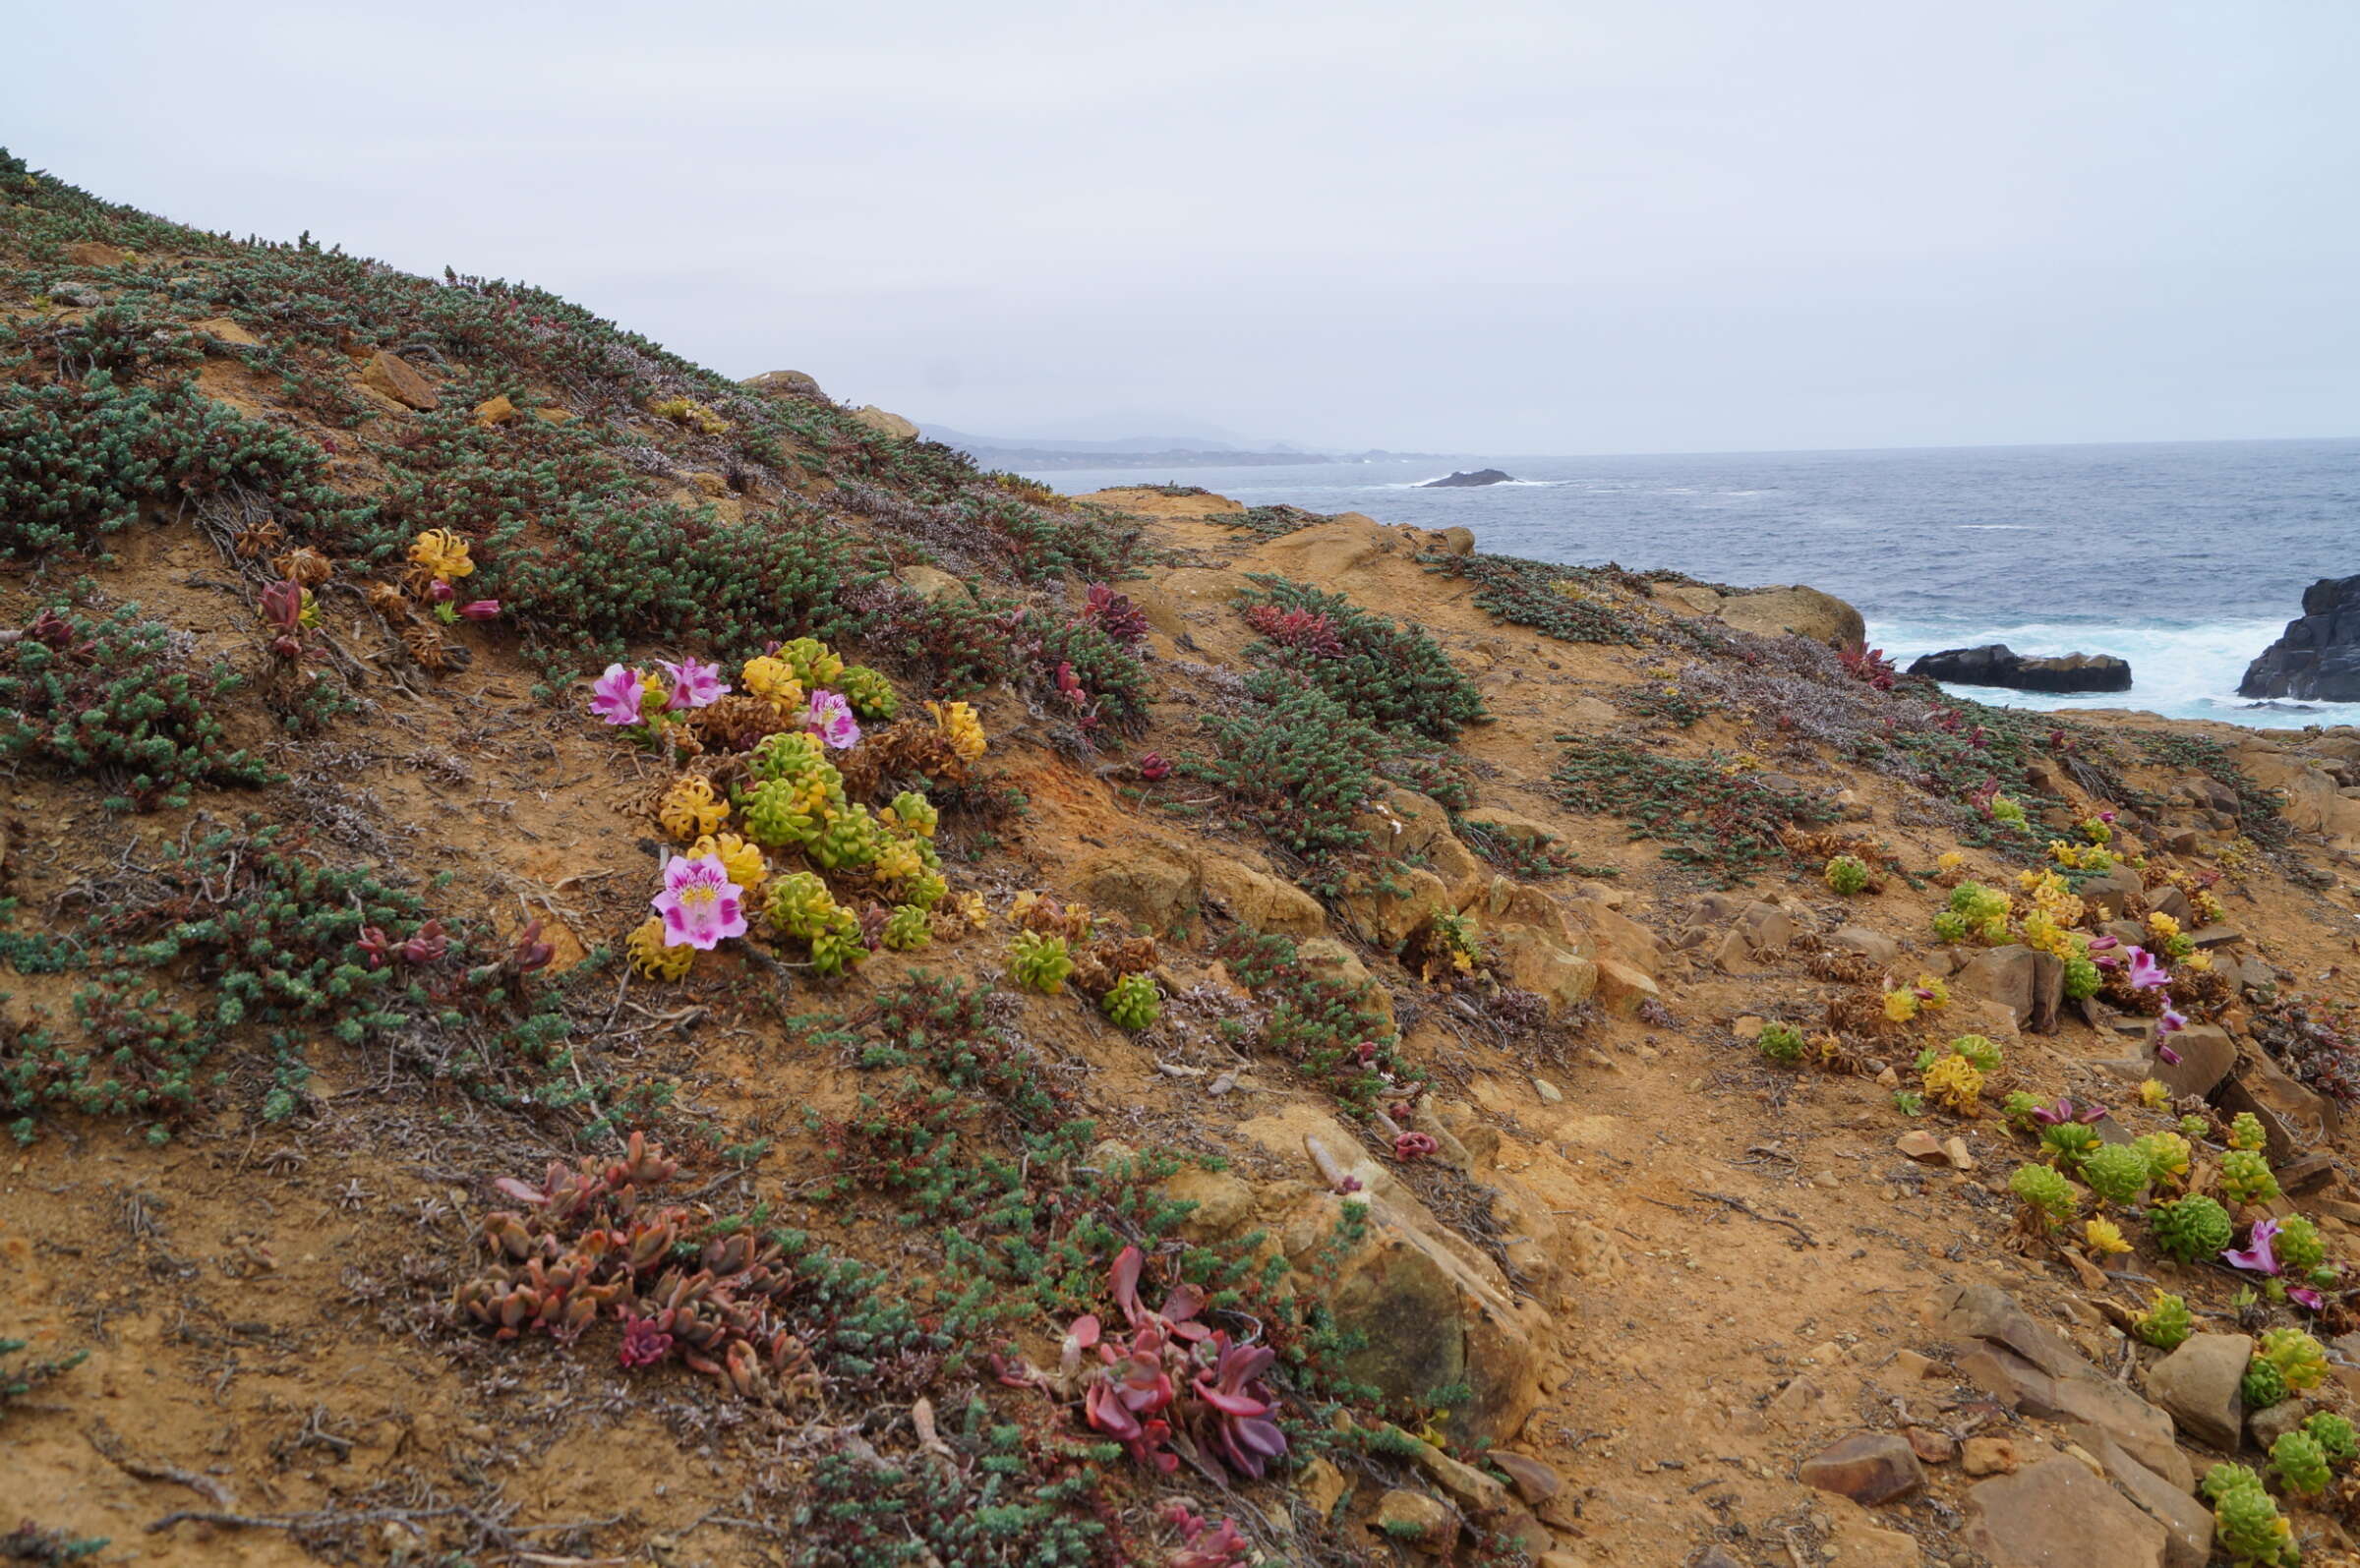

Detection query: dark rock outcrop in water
(1909, 644), (2131, 694)
(1422, 468), (1514, 488)
(2239, 574), (2360, 702)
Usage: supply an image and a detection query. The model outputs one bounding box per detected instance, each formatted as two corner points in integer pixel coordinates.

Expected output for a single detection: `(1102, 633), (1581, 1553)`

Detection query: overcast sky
(12, 1), (2358, 453)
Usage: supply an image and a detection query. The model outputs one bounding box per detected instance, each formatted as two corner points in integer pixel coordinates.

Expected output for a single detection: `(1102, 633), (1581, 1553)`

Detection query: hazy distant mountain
(921, 423), (1316, 457)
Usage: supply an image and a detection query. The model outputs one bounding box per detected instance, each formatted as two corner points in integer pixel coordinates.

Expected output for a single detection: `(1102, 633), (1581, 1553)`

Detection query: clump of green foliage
(2080, 1142), (2152, 1206)
(1756, 1021), (1806, 1064)
(1236, 576), (1487, 741)
(1214, 931), (1415, 1117)
(1100, 972), (1159, 1031)
(1549, 739), (1837, 885)
(0, 604), (276, 810)
(2132, 1291), (2193, 1352)
(2039, 1121), (2102, 1173)
(1823, 853), (1870, 895)
(1181, 671), (1390, 885)
(2203, 1462), (2297, 1567)
(1008, 931), (1074, 996)
(2276, 1215), (2327, 1271)
(2259, 1326), (2329, 1393)
(2271, 1431), (2331, 1497)
(1, 823), (605, 1143)
(2221, 1149), (2281, 1206)
(2151, 1193), (2233, 1261)
(1417, 551), (1654, 647)
(2009, 1163), (2078, 1229)
(2241, 1357), (2287, 1412)
(2304, 1411), (2357, 1466)
(2, 1334), (86, 1417)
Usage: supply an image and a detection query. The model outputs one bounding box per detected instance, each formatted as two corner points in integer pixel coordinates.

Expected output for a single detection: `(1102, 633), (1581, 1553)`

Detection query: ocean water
(1030, 439), (2360, 730)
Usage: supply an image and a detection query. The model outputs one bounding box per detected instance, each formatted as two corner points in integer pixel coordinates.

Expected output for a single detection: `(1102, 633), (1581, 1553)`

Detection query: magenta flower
(2029, 1097), (2106, 1127)
(591, 663), (648, 726)
(804, 689), (861, 749)
(459, 600), (502, 621)
(426, 578), (457, 605)
(652, 853), (747, 950)
(2154, 1008), (2187, 1066)
(660, 657), (729, 712)
(2292, 1287), (2326, 1311)
(2223, 1219), (2281, 1277)
(2127, 947), (2170, 990)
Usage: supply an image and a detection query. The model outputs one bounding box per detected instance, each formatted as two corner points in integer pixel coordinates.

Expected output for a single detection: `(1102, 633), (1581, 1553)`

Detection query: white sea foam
(1866, 616), (2356, 730)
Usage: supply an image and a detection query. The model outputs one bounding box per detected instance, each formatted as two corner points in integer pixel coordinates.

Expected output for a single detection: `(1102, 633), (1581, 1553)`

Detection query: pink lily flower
(2154, 1008), (2187, 1066)
(2291, 1287), (2326, 1311)
(590, 664), (648, 726)
(2223, 1219), (2281, 1276)
(803, 689), (861, 749)
(459, 600), (502, 621)
(2126, 947), (2170, 990)
(659, 657), (730, 711)
(652, 853), (747, 950)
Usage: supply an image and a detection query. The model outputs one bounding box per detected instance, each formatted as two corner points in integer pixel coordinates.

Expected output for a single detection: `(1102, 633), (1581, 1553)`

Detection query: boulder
(2068, 1426), (2212, 1568)
(2238, 574), (2360, 702)
(1200, 858), (1325, 937)
(2143, 1333), (2248, 1450)
(1341, 866), (1455, 947)
(1715, 585), (1867, 648)
(1485, 925), (1599, 1016)
(1797, 1432), (1925, 1504)
(1073, 846), (1199, 933)
(1457, 804), (1564, 848)
(1953, 1342), (2184, 1484)
(1965, 1458), (2166, 1568)
(1159, 1167), (1257, 1242)
(1309, 1197), (1546, 1441)
(2214, 1054), (2340, 1163)
(741, 369), (826, 399)
(2097, 1023), (2236, 1101)
(1373, 1489), (1453, 1549)
(2077, 866), (2148, 918)
(850, 405), (919, 439)
(1830, 926), (1900, 964)
(896, 564), (967, 603)
(1422, 469), (1516, 488)
(1909, 644), (2132, 694)
(359, 350), (439, 411)
(189, 316), (260, 348)
(1357, 789), (1490, 906)
(1955, 945), (2038, 1023)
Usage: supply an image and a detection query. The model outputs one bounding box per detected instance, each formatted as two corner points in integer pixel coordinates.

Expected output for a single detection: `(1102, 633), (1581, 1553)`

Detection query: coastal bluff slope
(8, 149), (2360, 1568)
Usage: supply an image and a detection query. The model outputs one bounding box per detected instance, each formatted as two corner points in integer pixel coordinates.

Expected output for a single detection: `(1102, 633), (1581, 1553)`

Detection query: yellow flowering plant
(657, 776), (730, 840)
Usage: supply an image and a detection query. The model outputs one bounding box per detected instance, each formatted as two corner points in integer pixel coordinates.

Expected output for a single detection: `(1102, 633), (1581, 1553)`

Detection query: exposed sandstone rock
(1965, 1457), (2165, 1568)
(849, 405), (918, 438)
(1797, 1432), (1924, 1503)
(1714, 584), (1866, 647)
(1073, 845), (1199, 933)
(740, 369), (825, 399)
(1373, 1489), (1453, 1548)
(360, 350), (439, 411)
(2142, 1333), (2248, 1450)
(1197, 856), (1325, 936)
